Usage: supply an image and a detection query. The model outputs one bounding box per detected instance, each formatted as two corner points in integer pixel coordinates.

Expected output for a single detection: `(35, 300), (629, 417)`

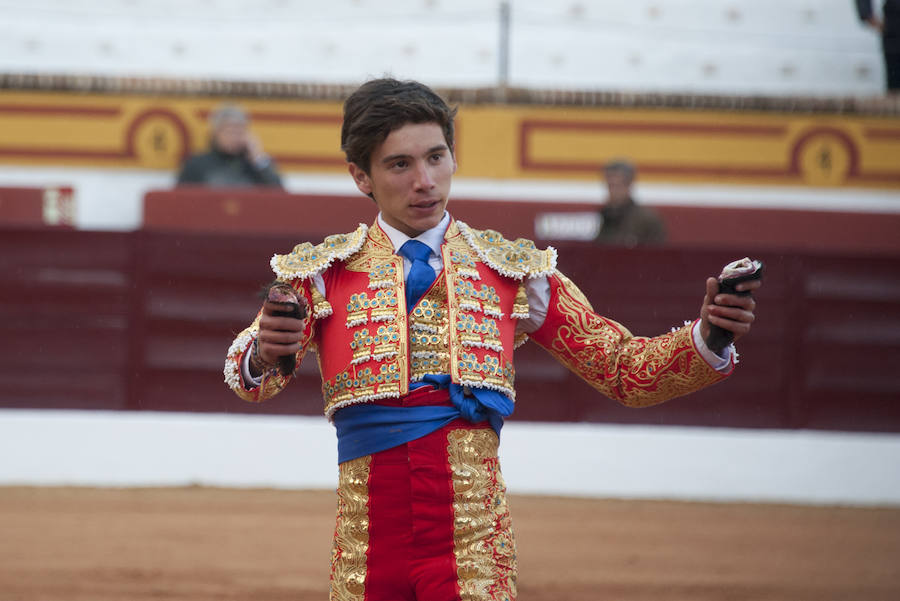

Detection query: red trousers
(330, 386), (517, 601)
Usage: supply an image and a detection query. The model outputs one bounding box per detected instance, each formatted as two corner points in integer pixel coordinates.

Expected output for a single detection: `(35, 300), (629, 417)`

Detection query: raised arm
(527, 270), (757, 407)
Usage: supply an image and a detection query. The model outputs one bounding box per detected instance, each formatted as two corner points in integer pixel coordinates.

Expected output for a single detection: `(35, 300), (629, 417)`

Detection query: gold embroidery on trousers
(448, 429), (517, 601)
(331, 455), (372, 601)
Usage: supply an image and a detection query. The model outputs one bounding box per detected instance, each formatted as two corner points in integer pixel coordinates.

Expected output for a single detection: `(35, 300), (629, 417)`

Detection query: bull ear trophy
(706, 258), (764, 354)
(260, 280), (308, 376)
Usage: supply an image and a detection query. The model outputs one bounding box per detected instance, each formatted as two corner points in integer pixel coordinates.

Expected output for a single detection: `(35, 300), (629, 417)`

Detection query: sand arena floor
(2, 487), (899, 601)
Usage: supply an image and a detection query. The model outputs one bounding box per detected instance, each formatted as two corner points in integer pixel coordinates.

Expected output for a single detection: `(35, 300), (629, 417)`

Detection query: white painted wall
(2, 409), (899, 506)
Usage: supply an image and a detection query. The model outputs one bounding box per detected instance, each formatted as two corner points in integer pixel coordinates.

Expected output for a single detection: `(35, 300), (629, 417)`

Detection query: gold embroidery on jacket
(455, 280), (503, 317)
(457, 314), (503, 351)
(511, 281), (529, 319)
(310, 285), (333, 319)
(443, 234), (516, 399)
(346, 294), (369, 328)
(343, 225), (395, 273)
(323, 228), (408, 417)
(448, 428), (517, 601)
(322, 221), (553, 415)
(324, 364), (404, 409)
(513, 331), (529, 349)
(271, 224), (368, 281)
(457, 221), (556, 280)
(331, 454), (371, 601)
(409, 277), (451, 380)
(367, 263), (398, 290)
(456, 353), (514, 392)
(345, 290), (399, 329)
(542, 271), (722, 407)
(450, 248), (481, 280)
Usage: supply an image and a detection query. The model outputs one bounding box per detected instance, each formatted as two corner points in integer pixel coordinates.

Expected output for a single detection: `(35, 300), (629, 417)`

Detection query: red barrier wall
(0, 186), (75, 228)
(144, 188), (900, 254)
(3, 225), (899, 433)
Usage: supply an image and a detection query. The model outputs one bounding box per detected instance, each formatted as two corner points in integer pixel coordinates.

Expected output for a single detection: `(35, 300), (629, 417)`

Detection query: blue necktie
(398, 239), (436, 311)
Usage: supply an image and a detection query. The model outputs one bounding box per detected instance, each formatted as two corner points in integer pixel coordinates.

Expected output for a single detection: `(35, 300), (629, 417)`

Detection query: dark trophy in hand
(262, 281), (308, 376)
(707, 258), (764, 354)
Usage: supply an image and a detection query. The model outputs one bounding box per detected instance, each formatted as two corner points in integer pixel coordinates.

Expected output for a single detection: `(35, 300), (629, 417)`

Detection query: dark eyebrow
(380, 153), (410, 165)
(380, 144), (448, 165)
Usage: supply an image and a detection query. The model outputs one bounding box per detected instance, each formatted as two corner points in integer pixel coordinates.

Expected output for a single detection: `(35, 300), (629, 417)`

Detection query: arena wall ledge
(3, 72), (900, 115)
(3, 73), (900, 189)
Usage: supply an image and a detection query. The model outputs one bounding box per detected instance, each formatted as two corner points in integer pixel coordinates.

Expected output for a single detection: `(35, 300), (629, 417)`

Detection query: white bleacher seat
(0, 0), (887, 96)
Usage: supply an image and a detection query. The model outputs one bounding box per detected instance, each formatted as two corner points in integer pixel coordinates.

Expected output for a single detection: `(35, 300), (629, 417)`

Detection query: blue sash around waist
(333, 374), (514, 464)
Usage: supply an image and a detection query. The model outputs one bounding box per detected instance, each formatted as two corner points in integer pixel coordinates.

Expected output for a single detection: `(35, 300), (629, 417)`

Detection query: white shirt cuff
(241, 340), (264, 388)
(691, 321), (733, 372)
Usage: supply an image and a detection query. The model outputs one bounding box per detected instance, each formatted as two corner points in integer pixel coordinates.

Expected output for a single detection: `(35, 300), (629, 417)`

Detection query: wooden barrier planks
(3, 227), (899, 432)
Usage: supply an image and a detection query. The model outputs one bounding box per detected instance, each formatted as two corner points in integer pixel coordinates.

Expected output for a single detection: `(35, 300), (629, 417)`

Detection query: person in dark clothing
(856, 0), (900, 92)
(177, 104), (283, 187)
(595, 159), (666, 246)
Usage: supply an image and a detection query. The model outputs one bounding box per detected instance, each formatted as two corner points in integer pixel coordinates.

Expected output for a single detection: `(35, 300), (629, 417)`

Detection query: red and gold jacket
(224, 218), (731, 418)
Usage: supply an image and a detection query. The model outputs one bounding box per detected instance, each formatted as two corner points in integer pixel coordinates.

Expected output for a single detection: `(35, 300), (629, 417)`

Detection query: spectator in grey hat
(595, 159), (666, 246)
(177, 104), (283, 188)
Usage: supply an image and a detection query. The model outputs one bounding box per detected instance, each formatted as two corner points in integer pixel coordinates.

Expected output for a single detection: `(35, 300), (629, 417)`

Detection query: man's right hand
(250, 293), (308, 377)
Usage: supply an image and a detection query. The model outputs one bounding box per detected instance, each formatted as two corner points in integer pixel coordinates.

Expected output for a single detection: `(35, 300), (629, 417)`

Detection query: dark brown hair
(341, 78), (457, 173)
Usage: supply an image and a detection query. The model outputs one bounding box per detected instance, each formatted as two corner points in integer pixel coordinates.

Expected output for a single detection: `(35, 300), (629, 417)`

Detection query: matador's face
(349, 122), (457, 237)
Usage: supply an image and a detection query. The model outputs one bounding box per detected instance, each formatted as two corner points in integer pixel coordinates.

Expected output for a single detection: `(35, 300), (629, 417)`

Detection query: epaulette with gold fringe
(457, 221), (557, 280)
(270, 224), (368, 281)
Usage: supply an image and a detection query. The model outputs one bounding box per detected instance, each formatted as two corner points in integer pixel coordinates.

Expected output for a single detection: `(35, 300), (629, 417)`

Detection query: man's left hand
(699, 277), (760, 345)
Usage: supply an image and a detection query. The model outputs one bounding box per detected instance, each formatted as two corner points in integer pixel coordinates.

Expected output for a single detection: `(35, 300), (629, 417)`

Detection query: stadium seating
(0, 0), (885, 96)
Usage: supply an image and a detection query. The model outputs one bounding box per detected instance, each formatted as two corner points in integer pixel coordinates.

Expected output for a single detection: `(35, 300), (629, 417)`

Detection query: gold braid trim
(330, 455), (371, 601)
